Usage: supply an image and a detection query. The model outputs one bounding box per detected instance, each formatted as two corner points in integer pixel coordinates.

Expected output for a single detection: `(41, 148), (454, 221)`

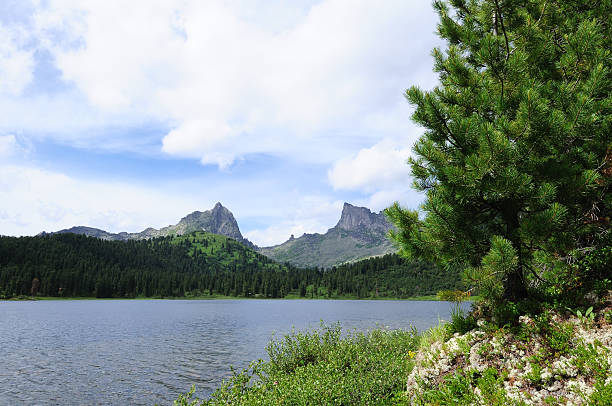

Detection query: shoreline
(3, 294), (464, 302)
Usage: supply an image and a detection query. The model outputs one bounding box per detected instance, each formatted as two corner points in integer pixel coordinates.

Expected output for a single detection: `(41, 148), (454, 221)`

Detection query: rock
(257, 202), (396, 268)
(48, 203), (256, 248)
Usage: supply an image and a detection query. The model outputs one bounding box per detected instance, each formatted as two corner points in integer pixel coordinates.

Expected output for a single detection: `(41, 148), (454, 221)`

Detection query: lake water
(0, 299), (468, 405)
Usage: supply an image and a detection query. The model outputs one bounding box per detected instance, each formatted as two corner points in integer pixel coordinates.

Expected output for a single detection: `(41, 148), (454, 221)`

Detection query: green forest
(0, 232), (460, 300)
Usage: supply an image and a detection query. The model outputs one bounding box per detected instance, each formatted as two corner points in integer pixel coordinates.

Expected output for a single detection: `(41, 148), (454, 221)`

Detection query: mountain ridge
(48, 202), (255, 248)
(46, 202), (396, 268)
(257, 203), (396, 268)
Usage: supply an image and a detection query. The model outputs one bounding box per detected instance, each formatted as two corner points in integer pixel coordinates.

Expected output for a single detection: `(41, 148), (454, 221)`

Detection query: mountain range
(258, 203), (396, 268)
(46, 202), (396, 268)
(49, 202), (255, 249)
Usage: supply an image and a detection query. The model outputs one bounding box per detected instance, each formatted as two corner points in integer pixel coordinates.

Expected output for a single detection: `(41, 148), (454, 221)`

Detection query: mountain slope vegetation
(0, 232), (282, 298)
(0, 233), (460, 299)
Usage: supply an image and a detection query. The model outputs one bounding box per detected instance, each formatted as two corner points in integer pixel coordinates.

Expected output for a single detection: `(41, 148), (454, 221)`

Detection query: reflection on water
(0, 299), (468, 405)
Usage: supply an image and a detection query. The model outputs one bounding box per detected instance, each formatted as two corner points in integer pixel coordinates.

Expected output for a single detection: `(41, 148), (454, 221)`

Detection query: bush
(448, 304), (477, 335)
(175, 323), (420, 405)
(265, 322), (342, 374)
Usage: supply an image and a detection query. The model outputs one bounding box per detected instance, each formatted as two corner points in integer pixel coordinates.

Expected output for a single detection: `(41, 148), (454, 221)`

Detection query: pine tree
(386, 0), (611, 304)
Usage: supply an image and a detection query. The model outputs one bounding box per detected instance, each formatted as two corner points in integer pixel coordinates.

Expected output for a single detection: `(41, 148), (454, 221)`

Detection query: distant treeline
(0, 233), (461, 299)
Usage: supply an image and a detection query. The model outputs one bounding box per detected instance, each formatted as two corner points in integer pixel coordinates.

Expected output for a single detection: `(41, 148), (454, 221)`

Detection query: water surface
(0, 299), (466, 405)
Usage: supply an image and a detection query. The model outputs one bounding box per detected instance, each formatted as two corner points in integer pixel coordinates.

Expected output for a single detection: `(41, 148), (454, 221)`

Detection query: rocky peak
(335, 203), (387, 231)
(211, 202), (232, 220)
(49, 202), (256, 248)
(177, 203), (242, 240)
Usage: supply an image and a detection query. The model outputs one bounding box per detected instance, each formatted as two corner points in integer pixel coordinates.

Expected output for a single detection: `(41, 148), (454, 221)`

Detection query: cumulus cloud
(328, 140), (411, 192)
(0, 134), (19, 157)
(328, 139), (424, 211)
(25, 0), (440, 166)
(0, 164), (200, 236)
(244, 197), (344, 246)
(0, 25), (34, 96)
(0, 1), (441, 240)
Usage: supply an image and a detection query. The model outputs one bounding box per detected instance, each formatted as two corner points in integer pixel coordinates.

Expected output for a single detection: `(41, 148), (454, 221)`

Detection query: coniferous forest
(0, 232), (460, 299)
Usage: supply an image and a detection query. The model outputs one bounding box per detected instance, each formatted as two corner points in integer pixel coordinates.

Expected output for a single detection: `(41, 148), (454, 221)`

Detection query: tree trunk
(503, 267), (527, 301)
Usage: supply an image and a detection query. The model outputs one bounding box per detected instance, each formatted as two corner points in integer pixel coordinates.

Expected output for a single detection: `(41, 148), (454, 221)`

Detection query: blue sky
(0, 0), (442, 246)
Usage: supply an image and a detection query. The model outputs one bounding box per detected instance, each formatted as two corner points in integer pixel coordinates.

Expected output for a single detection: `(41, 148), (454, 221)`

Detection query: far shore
(3, 294), (475, 302)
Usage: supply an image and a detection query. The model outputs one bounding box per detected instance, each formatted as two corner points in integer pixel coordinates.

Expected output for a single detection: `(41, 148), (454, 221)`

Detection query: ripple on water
(0, 299), (467, 405)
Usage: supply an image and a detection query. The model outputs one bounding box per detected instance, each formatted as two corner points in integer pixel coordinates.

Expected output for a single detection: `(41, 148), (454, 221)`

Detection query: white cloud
(0, 1), (441, 240)
(0, 160), (347, 246)
(0, 164), (200, 236)
(244, 197), (343, 246)
(24, 0), (440, 166)
(0, 25), (34, 96)
(245, 221), (323, 247)
(327, 139), (425, 212)
(328, 140), (412, 192)
(364, 186), (421, 212)
(0, 134), (19, 157)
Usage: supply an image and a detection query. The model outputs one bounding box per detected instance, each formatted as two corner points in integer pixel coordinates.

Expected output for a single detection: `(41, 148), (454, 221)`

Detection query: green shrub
(476, 368), (511, 406)
(604, 309), (612, 324)
(545, 322), (574, 355)
(572, 343), (610, 380)
(266, 322), (341, 374)
(448, 304), (477, 335)
(589, 381), (612, 405)
(197, 323), (419, 405)
(418, 369), (477, 405)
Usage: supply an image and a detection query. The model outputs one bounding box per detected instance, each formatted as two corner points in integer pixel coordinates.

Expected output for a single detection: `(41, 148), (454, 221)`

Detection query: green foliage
(419, 321), (453, 352)
(417, 367), (513, 406)
(172, 385), (201, 406)
(265, 322), (342, 374)
(0, 232), (303, 299)
(0, 234), (458, 300)
(200, 324), (419, 405)
(544, 322), (574, 355)
(513, 311), (575, 355)
(418, 369), (477, 405)
(590, 381), (612, 405)
(386, 0), (612, 311)
(576, 306), (596, 325)
(572, 342), (610, 381)
(448, 304), (477, 335)
(437, 289), (471, 303)
(326, 254), (462, 299)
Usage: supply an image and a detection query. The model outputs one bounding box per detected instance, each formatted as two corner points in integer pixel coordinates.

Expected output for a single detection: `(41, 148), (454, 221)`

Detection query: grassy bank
(172, 299), (612, 405)
(176, 323), (420, 405)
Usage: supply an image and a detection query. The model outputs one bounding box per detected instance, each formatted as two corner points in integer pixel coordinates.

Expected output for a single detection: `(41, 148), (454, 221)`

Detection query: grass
(170, 298), (611, 405)
(170, 231), (286, 273)
(174, 323), (420, 405)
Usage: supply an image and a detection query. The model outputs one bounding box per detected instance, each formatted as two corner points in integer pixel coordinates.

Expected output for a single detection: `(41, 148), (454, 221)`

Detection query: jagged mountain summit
(48, 202), (395, 268)
(50, 202), (255, 248)
(257, 203), (396, 269)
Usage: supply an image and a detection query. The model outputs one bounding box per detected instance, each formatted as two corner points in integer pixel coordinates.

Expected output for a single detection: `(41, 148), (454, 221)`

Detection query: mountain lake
(0, 299), (470, 405)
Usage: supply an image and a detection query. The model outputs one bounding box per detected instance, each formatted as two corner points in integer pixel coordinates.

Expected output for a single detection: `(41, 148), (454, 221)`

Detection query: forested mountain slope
(0, 234), (460, 299)
(0, 232), (284, 298)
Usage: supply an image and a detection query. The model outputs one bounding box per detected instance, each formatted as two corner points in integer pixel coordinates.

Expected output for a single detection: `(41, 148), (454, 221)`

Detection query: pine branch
(493, 0), (510, 62)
